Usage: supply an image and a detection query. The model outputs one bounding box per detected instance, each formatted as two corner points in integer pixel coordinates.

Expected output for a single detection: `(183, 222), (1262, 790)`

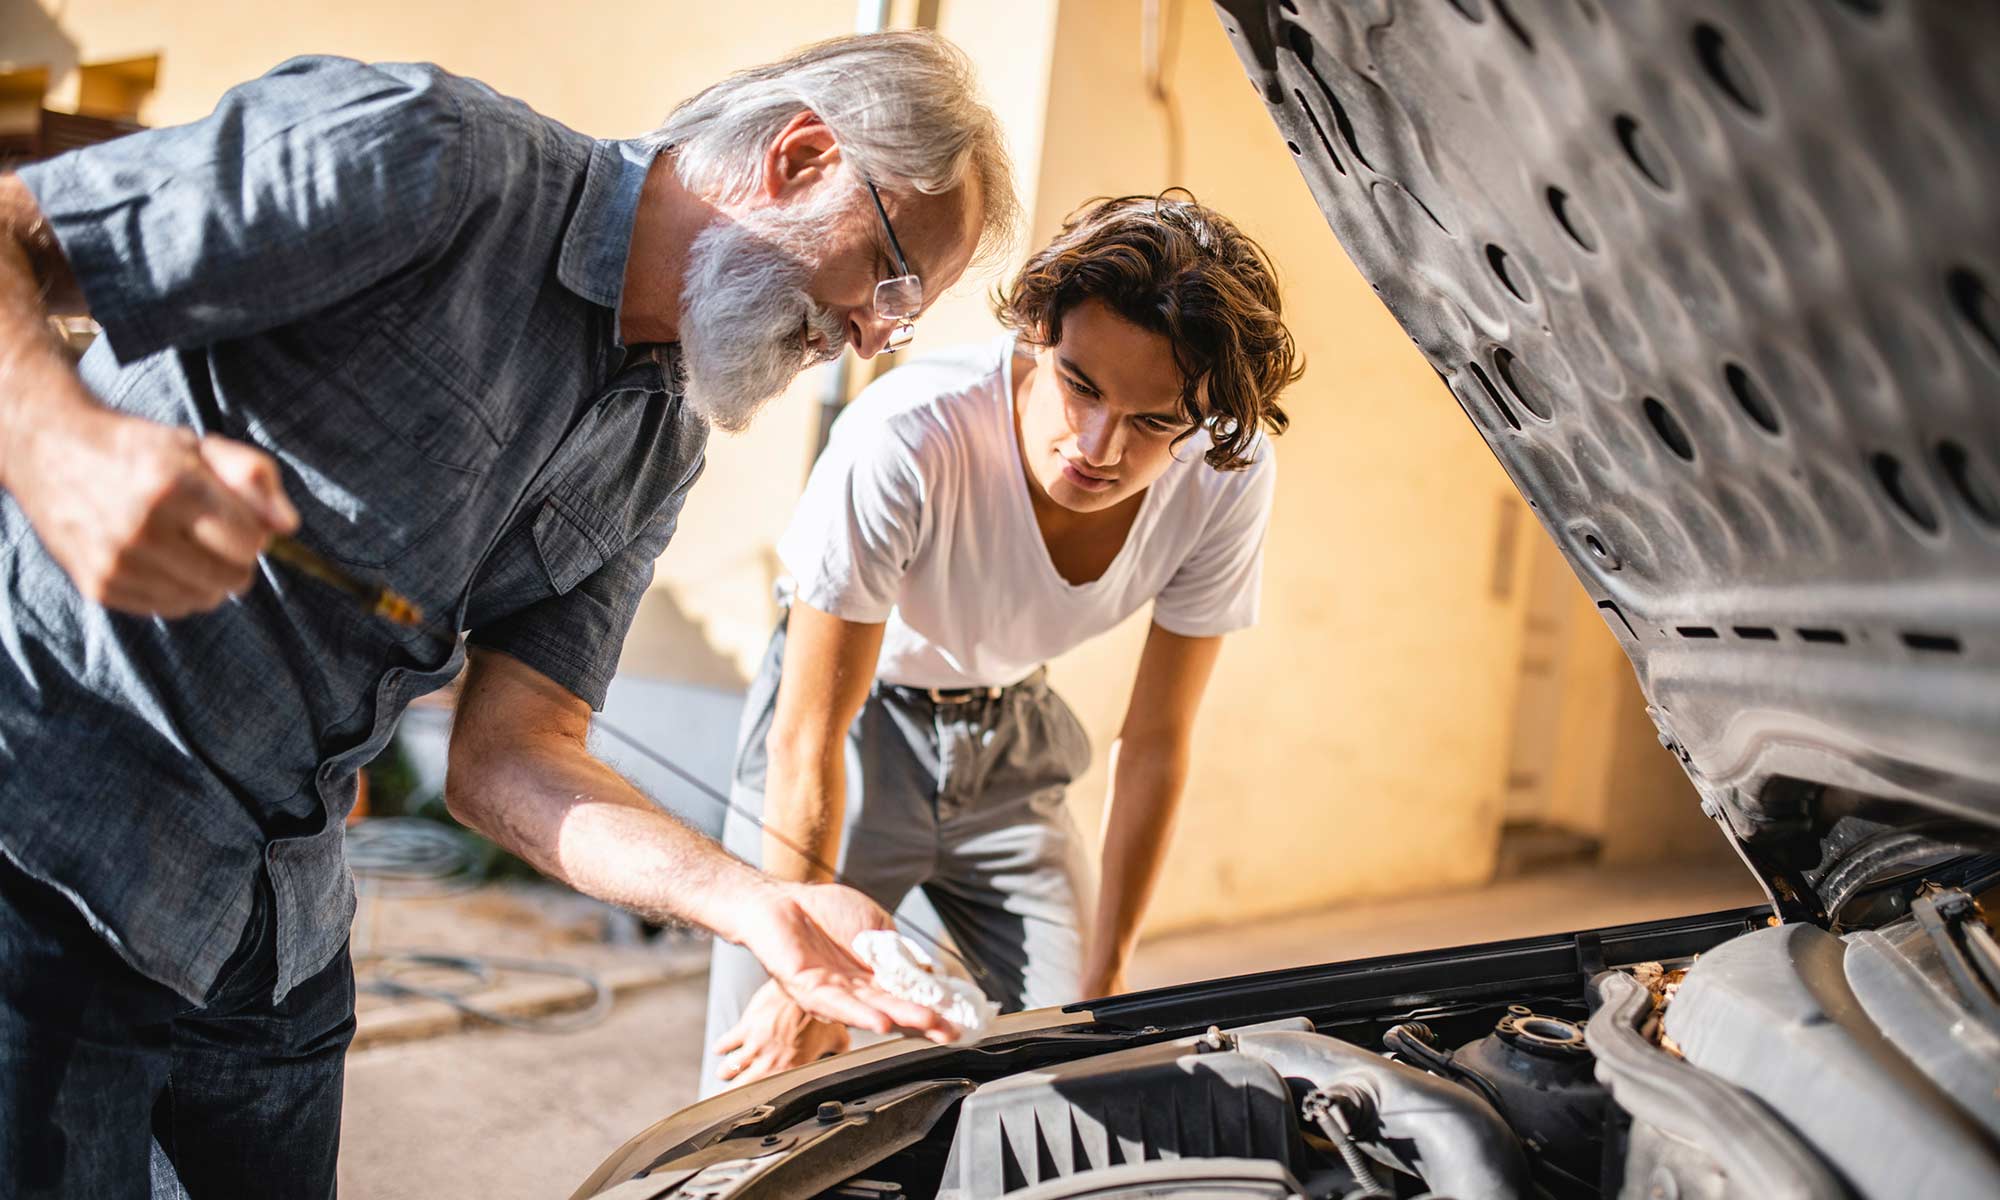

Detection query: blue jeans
(0, 851), (353, 1198)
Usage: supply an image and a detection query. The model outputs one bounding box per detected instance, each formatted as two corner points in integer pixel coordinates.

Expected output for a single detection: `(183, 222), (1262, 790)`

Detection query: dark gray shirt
(2, 56), (708, 1003)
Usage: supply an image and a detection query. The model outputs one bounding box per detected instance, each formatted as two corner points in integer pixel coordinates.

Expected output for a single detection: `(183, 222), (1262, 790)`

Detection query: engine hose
(1585, 971), (1847, 1200)
(1233, 1030), (1529, 1200)
(1383, 1022), (1507, 1113)
(1382, 1022), (1452, 1072)
(1304, 1088), (1393, 1199)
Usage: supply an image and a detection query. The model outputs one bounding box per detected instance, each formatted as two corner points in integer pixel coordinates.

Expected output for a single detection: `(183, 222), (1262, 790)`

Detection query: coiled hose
(348, 817), (613, 1034)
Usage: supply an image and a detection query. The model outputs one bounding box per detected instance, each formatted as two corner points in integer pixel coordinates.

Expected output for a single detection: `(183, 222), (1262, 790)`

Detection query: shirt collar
(557, 139), (658, 333)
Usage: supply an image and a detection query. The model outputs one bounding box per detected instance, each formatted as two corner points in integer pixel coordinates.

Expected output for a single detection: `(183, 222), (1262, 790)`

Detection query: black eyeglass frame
(866, 181), (922, 351)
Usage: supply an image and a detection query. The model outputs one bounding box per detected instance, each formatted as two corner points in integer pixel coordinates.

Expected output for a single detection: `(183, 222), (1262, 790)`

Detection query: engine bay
(646, 883), (1999, 1200)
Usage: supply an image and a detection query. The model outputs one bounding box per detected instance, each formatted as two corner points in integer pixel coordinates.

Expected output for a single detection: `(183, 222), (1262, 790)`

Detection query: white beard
(676, 191), (853, 433)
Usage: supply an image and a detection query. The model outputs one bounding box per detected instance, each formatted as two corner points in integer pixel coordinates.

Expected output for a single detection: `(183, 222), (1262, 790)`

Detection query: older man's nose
(848, 313), (895, 360)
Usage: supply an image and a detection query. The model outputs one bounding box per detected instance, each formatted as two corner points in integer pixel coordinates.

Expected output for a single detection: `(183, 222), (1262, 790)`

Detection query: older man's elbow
(442, 762), (482, 832)
(444, 733), (514, 833)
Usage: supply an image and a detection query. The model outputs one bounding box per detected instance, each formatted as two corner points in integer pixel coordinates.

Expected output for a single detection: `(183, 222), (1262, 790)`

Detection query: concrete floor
(340, 978), (705, 1199)
(339, 857), (1765, 1198)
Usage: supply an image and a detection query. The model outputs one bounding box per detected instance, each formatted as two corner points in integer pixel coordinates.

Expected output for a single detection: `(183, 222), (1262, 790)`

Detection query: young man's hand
(712, 978), (851, 1084)
(732, 880), (959, 1045)
(3, 391), (298, 618)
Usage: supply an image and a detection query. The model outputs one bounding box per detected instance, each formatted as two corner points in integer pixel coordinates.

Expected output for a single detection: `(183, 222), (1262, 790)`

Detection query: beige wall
(22, 0), (843, 136)
(1532, 544), (1725, 866)
(9, 1), (1714, 941)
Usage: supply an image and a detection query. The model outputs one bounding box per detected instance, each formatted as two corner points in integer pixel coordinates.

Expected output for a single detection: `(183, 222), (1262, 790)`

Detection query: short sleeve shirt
(1, 57), (708, 1003)
(778, 335), (1275, 689)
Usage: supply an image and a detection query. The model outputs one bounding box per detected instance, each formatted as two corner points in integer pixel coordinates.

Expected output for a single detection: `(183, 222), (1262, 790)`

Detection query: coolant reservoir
(1451, 1006), (1606, 1184)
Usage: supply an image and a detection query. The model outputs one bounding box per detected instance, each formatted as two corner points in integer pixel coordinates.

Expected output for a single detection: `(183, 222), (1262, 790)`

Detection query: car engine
(576, 882), (1999, 1200)
(793, 886), (1998, 1200)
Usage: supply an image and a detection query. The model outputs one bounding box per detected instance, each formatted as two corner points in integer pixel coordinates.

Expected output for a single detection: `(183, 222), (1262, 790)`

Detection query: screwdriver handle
(265, 535), (426, 628)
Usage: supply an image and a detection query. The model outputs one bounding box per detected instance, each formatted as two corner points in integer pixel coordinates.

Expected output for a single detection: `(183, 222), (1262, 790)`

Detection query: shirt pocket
(528, 490), (613, 595)
(348, 312), (503, 473)
(461, 378), (704, 667)
(524, 382), (702, 593)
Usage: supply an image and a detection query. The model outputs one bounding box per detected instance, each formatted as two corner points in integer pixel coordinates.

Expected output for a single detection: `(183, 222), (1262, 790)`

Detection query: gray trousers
(699, 618), (1094, 1096)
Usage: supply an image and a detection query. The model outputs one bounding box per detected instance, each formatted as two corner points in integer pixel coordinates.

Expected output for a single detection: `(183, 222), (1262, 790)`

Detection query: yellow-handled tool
(264, 535), (424, 628)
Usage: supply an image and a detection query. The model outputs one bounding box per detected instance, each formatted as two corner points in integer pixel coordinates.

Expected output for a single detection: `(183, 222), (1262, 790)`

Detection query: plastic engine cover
(1664, 922), (2000, 1198)
(937, 1034), (1299, 1200)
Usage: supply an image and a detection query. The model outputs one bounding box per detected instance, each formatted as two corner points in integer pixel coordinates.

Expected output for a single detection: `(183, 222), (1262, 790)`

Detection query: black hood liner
(1214, 0), (2000, 919)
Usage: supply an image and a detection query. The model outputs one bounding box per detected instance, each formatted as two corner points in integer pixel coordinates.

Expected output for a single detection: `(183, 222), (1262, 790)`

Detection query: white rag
(851, 930), (999, 1044)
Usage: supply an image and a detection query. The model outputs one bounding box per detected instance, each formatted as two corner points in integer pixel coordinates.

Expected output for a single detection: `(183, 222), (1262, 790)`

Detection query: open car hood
(1213, 0), (2000, 924)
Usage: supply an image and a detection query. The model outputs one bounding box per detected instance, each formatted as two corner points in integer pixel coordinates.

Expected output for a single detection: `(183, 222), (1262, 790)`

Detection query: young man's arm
(712, 598), (888, 1084)
(760, 600), (889, 882)
(0, 177), (296, 616)
(1080, 623), (1224, 998)
(445, 644), (951, 1040)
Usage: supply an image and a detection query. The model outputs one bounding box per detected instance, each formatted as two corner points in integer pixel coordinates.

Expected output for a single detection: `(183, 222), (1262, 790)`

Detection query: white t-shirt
(778, 335), (1277, 689)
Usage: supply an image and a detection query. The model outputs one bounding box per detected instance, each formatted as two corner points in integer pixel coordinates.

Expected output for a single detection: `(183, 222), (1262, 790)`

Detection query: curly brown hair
(994, 193), (1301, 470)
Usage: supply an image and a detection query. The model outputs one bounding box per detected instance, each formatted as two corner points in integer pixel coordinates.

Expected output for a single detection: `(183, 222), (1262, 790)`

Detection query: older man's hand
(3, 391), (297, 617)
(732, 881), (959, 1045)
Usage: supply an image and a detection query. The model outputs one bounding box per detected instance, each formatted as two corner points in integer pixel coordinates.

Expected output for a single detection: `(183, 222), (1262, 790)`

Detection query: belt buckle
(927, 685), (1002, 704)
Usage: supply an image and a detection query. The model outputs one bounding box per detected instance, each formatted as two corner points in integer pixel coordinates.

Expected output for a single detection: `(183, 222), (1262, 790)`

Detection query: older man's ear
(761, 110), (842, 202)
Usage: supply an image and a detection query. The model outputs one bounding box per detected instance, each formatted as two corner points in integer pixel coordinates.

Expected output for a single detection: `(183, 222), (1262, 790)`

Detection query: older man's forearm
(0, 179), (91, 488)
(445, 738), (777, 942)
(444, 727), (958, 1043)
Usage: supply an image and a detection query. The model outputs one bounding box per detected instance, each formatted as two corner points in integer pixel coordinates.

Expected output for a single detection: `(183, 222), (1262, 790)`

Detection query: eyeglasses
(867, 181), (922, 353)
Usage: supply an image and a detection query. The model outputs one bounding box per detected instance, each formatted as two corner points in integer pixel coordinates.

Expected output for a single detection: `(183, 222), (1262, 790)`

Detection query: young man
(0, 33), (1019, 1196)
(703, 195), (1303, 1092)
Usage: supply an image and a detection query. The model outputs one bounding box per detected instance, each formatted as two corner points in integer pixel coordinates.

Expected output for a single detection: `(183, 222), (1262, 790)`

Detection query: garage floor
(338, 855), (1763, 1198)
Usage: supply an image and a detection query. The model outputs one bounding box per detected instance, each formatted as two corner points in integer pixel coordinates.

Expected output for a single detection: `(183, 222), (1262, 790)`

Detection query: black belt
(922, 684), (1005, 704)
(887, 666), (1046, 705)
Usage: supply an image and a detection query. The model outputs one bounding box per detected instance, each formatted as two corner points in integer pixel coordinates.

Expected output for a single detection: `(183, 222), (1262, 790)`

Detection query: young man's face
(1017, 298), (1196, 514)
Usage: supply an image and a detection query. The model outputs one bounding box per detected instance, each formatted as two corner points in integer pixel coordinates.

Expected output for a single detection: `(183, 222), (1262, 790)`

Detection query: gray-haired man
(0, 32), (1014, 1197)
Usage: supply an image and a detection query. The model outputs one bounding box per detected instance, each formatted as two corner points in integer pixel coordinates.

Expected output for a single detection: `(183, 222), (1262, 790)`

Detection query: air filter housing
(937, 1032), (1300, 1200)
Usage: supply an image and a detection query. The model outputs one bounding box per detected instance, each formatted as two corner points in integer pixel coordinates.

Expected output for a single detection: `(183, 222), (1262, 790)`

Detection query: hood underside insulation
(1213, 0), (2000, 875)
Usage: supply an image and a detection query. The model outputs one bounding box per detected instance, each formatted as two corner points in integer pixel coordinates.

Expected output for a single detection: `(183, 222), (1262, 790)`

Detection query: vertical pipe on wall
(1140, 0), (1184, 182)
(812, 0), (896, 468)
(812, 0), (944, 466)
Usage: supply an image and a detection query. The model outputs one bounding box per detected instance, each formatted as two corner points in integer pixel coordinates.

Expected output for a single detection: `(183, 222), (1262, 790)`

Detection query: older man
(0, 32), (1014, 1197)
